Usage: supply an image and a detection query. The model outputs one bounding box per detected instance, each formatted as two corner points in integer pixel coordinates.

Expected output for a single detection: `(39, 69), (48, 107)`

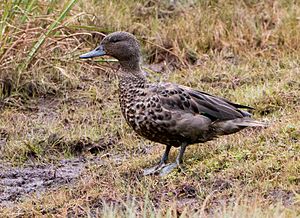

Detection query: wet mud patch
(0, 157), (103, 206)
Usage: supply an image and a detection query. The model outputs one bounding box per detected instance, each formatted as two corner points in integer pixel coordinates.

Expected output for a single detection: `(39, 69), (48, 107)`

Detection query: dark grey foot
(143, 163), (165, 176)
(160, 162), (185, 176)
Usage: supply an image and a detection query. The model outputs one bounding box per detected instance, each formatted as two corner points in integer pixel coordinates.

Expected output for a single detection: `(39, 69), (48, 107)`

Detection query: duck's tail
(235, 118), (269, 127)
(212, 117), (268, 135)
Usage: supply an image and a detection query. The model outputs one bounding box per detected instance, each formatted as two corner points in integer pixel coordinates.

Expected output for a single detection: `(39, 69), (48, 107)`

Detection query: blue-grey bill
(79, 45), (106, 59)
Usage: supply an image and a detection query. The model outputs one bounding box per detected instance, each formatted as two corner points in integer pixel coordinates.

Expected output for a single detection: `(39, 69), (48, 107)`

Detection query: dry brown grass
(0, 0), (299, 217)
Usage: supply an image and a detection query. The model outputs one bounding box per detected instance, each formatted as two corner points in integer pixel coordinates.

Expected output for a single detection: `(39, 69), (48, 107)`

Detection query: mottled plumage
(80, 31), (267, 176)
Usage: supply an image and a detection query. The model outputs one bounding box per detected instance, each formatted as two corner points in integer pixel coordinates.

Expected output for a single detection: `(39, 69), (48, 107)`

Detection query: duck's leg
(159, 143), (187, 176)
(143, 145), (171, 175)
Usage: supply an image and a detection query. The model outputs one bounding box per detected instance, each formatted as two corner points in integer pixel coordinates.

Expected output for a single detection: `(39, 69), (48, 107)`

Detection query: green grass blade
(24, 0), (78, 67)
(94, 58), (118, 63)
(0, 0), (21, 39)
(20, 0), (38, 23)
(68, 25), (111, 32)
(47, 0), (58, 15)
(0, 0), (22, 56)
(0, 1), (11, 39)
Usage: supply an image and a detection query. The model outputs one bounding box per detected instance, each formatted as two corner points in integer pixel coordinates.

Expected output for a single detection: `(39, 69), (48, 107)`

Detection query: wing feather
(154, 83), (252, 121)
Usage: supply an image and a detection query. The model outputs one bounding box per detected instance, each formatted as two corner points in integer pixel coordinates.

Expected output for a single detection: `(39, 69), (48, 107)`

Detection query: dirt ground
(0, 157), (103, 207)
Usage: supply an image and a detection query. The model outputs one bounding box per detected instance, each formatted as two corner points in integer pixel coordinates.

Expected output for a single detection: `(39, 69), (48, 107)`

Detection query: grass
(0, 0), (299, 217)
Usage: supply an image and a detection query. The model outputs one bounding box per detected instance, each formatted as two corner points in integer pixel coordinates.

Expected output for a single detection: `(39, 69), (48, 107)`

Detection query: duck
(80, 31), (267, 176)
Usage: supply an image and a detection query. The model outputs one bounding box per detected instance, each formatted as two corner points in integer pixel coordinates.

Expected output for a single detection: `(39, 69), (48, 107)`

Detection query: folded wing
(155, 83), (252, 121)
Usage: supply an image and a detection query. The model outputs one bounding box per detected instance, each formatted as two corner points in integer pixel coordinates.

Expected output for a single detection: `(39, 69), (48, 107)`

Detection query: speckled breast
(118, 80), (183, 146)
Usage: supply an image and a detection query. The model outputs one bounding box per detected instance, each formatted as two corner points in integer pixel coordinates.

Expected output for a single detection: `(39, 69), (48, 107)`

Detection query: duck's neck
(118, 60), (147, 95)
(119, 58), (146, 81)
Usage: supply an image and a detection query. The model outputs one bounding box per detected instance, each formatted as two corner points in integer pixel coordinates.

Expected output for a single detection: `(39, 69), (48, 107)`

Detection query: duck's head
(80, 31), (141, 72)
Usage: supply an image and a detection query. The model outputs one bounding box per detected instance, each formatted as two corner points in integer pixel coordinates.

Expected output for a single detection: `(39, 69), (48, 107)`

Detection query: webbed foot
(143, 145), (171, 176)
(143, 163), (165, 175)
(159, 162), (185, 176)
(159, 162), (178, 176)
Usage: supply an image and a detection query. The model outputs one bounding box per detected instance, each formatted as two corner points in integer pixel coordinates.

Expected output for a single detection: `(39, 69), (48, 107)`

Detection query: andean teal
(80, 31), (267, 176)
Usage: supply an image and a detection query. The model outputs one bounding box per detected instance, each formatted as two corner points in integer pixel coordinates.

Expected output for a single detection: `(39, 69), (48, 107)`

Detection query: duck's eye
(110, 37), (121, 43)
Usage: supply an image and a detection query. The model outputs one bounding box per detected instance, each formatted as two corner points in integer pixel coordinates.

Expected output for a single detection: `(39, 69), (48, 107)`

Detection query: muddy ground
(0, 157), (103, 207)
